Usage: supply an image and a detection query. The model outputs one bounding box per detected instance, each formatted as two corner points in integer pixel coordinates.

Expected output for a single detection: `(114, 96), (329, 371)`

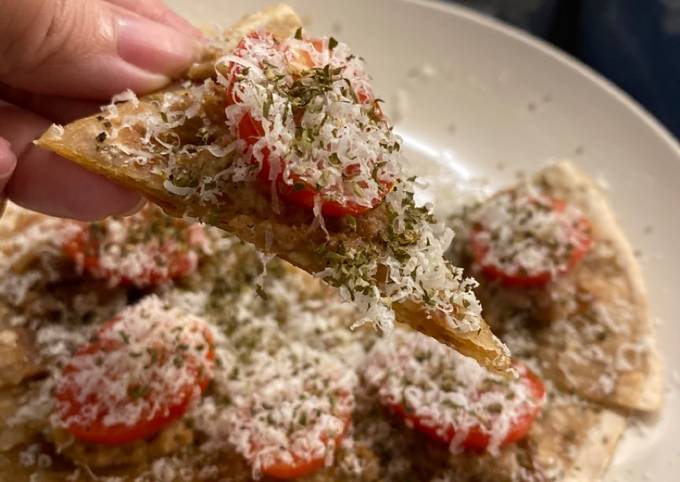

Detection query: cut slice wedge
(36, 4), (510, 372)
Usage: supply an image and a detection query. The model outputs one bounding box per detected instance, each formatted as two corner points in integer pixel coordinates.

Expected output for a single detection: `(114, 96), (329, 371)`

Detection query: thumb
(0, 137), (18, 196)
(0, 136), (17, 217)
(0, 0), (202, 99)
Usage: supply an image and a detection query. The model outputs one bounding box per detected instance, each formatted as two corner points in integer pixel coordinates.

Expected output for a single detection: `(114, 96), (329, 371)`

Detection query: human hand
(0, 0), (203, 220)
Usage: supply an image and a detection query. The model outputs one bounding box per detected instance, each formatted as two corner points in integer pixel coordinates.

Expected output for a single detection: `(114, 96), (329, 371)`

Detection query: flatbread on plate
(449, 160), (663, 412)
(0, 196), (636, 482)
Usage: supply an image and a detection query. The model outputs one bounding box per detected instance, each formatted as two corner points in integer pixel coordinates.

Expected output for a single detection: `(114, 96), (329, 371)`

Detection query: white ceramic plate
(169, 0), (680, 480)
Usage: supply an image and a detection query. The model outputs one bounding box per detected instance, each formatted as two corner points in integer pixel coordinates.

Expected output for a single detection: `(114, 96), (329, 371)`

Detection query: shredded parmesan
(317, 181), (482, 333)
(53, 296), (215, 430)
(230, 344), (354, 478)
(67, 208), (208, 288)
(470, 185), (589, 279)
(364, 329), (542, 454)
(215, 34), (399, 210)
(0, 211), (80, 306)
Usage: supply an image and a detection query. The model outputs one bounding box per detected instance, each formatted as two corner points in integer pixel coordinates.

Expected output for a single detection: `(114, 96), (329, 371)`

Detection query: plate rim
(401, 0), (680, 157)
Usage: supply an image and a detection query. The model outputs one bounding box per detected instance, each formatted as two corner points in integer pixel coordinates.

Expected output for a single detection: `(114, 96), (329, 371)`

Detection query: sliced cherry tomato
(275, 173), (393, 217)
(234, 345), (354, 480)
(55, 303), (214, 445)
(261, 412), (351, 479)
(225, 33), (392, 217)
(63, 211), (205, 288)
(470, 196), (592, 288)
(238, 111), (265, 147)
(386, 362), (545, 451)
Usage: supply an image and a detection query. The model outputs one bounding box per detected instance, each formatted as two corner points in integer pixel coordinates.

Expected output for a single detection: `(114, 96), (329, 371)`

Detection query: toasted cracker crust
(562, 408), (626, 482)
(536, 161), (663, 412)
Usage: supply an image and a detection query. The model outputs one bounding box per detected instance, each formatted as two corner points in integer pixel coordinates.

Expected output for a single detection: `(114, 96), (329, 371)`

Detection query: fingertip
(0, 0), (200, 99)
(0, 137), (18, 192)
(116, 12), (203, 79)
(119, 197), (147, 217)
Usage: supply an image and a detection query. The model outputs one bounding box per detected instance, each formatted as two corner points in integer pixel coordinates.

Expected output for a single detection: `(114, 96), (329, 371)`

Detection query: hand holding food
(0, 0), (203, 220)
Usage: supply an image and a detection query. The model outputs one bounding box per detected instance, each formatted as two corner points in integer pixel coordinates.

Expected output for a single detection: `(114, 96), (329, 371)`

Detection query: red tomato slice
(276, 174), (393, 217)
(261, 413), (351, 480)
(225, 33), (392, 218)
(63, 216), (205, 288)
(55, 310), (214, 445)
(238, 111), (265, 147)
(470, 197), (592, 288)
(386, 362), (545, 450)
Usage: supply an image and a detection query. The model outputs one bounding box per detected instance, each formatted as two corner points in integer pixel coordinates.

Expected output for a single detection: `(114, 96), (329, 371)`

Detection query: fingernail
(0, 139), (16, 218)
(116, 14), (201, 78)
(120, 197), (147, 216)
(0, 138), (17, 193)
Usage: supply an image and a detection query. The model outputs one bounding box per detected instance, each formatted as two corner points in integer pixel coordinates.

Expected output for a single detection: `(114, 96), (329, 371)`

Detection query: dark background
(449, 0), (680, 140)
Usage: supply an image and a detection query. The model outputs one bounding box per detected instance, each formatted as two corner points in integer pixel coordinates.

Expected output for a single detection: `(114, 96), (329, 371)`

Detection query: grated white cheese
(53, 295), (215, 431)
(52, 124), (65, 139)
(470, 185), (589, 280)
(0, 211), (80, 306)
(225, 343), (355, 479)
(214, 33), (400, 210)
(191, 340), (356, 480)
(318, 181), (483, 334)
(364, 329), (542, 454)
(18, 444), (40, 467)
(111, 89), (140, 107)
(66, 208), (208, 288)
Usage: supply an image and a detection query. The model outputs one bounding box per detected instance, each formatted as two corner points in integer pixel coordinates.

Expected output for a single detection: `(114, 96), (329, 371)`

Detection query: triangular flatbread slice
(531, 161), (662, 411)
(36, 4), (509, 372)
(451, 160), (662, 411)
